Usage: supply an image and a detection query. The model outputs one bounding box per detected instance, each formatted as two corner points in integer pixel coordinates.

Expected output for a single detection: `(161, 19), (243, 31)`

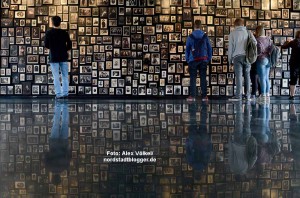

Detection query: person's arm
(185, 36), (192, 63)
(282, 40), (294, 49)
(44, 31), (50, 49)
(249, 31), (257, 45)
(206, 35), (212, 61)
(66, 32), (72, 51)
(256, 39), (263, 56)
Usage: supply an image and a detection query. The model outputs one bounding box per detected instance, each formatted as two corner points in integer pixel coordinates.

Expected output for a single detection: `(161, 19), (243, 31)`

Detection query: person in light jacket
(228, 18), (257, 101)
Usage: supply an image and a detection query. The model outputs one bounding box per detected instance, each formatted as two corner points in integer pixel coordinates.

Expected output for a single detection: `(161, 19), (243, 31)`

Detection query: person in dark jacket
(282, 30), (300, 100)
(185, 20), (212, 101)
(45, 16), (72, 99)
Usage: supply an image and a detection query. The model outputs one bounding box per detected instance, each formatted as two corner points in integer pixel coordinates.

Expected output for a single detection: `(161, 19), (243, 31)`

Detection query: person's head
(255, 25), (265, 37)
(194, 20), (201, 29)
(234, 18), (244, 27)
(295, 30), (300, 39)
(52, 16), (61, 27)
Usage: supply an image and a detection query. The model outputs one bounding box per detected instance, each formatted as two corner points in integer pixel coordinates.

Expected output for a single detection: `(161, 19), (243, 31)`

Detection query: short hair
(296, 30), (300, 39)
(234, 18), (244, 26)
(255, 25), (265, 37)
(194, 20), (201, 29)
(52, 16), (61, 27)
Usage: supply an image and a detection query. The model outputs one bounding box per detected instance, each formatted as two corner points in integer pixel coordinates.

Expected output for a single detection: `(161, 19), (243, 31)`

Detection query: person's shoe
(228, 95), (242, 101)
(202, 96), (209, 101)
(242, 95), (253, 101)
(250, 95), (256, 100)
(289, 96), (295, 100)
(55, 96), (64, 100)
(186, 96), (196, 101)
(257, 95), (267, 103)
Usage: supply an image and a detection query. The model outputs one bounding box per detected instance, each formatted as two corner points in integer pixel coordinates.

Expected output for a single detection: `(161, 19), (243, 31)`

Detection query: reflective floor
(1, 99), (300, 198)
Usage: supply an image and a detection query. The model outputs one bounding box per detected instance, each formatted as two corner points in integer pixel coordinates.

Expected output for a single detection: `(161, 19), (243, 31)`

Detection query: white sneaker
(258, 95), (268, 103)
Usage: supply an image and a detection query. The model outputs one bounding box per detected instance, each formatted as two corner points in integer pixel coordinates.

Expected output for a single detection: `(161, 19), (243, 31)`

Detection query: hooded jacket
(185, 30), (212, 63)
(228, 26), (256, 64)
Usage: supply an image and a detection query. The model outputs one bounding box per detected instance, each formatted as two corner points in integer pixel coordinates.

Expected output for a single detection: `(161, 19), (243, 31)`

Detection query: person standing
(255, 26), (272, 103)
(282, 30), (300, 100)
(185, 20), (212, 101)
(250, 62), (261, 100)
(228, 18), (257, 101)
(45, 16), (72, 99)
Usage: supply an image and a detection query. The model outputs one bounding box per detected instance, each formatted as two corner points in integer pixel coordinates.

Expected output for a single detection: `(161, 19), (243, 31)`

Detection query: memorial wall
(0, 0), (299, 96)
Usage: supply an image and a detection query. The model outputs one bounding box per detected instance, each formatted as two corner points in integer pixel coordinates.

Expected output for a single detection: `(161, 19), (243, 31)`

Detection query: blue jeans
(256, 58), (270, 95)
(233, 55), (251, 98)
(234, 102), (251, 144)
(51, 101), (69, 139)
(257, 104), (270, 143)
(189, 61), (207, 97)
(50, 62), (69, 97)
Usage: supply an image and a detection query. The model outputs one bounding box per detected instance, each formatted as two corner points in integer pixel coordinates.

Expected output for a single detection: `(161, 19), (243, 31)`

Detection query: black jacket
(45, 28), (72, 63)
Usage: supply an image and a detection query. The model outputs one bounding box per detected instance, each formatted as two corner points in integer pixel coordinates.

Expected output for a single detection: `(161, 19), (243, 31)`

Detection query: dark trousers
(250, 63), (261, 96)
(189, 61), (207, 97)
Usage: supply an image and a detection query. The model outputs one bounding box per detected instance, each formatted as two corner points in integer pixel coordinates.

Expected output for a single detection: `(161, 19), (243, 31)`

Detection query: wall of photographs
(1, 0), (300, 96)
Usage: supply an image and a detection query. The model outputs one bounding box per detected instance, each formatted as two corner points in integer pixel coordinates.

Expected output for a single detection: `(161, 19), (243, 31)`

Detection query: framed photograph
(232, 0), (240, 8)
(211, 56), (221, 64)
(242, 0), (253, 6)
(27, 55), (38, 64)
(262, 0), (270, 10)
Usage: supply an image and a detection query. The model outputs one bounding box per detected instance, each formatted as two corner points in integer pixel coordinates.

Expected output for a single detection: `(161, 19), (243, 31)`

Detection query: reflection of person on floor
(229, 103), (257, 175)
(289, 104), (300, 170)
(186, 103), (212, 171)
(45, 101), (70, 185)
(251, 104), (280, 174)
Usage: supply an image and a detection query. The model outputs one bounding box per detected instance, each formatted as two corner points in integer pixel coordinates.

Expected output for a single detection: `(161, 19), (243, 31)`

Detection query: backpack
(245, 30), (258, 64)
(189, 33), (208, 62)
(269, 42), (281, 67)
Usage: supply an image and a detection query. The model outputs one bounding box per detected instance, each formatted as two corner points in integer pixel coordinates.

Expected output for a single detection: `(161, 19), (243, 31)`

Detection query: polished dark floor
(1, 99), (300, 198)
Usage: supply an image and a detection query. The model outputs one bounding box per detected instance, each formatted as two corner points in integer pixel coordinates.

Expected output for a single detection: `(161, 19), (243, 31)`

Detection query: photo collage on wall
(1, 0), (300, 96)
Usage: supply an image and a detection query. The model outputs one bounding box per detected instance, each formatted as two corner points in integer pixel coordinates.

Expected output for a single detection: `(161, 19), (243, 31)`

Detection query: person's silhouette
(250, 104), (280, 175)
(44, 101), (70, 185)
(289, 104), (300, 169)
(229, 102), (257, 175)
(186, 103), (212, 171)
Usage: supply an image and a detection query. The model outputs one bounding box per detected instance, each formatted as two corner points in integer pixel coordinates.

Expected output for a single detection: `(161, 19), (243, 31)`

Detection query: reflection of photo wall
(0, 0), (297, 96)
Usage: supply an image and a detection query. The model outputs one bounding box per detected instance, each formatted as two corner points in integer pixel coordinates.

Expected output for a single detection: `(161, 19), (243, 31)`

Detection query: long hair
(255, 26), (265, 37)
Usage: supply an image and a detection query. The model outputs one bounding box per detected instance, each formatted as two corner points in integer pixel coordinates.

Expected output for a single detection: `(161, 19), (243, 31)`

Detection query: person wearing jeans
(256, 58), (271, 102)
(45, 16), (72, 99)
(188, 61), (208, 101)
(255, 26), (272, 103)
(185, 20), (212, 101)
(232, 56), (251, 100)
(228, 18), (257, 101)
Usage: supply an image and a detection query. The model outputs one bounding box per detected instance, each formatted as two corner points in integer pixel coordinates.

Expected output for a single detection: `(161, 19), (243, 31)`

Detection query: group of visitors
(186, 18), (300, 102)
(44, 16), (299, 101)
